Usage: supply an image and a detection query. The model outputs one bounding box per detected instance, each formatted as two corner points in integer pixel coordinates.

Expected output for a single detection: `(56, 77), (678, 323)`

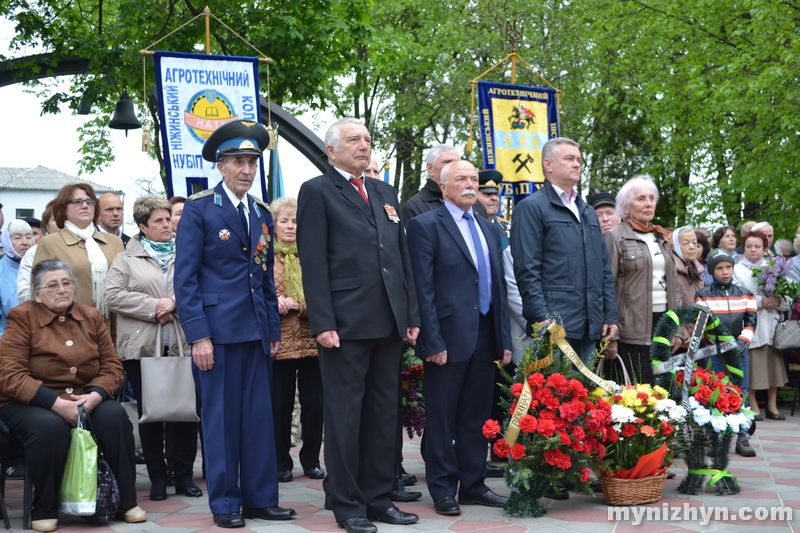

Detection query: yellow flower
(653, 385), (669, 399)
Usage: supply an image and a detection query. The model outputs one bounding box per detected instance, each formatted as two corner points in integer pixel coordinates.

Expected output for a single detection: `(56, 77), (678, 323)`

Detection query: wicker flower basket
(599, 472), (668, 506)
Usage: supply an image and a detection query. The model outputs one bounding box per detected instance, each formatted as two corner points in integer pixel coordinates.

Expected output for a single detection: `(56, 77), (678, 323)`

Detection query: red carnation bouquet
(483, 372), (613, 517)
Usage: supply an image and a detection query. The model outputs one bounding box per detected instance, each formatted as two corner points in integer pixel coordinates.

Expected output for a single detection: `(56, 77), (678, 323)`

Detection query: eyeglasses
(38, 280), (75, 291)
(68, 198), (97, 206)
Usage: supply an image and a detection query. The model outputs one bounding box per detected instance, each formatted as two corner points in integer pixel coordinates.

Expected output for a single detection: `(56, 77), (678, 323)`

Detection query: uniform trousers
(318, 334), (402, 522)
(192, 341), (278, 515)
(122, 359), (199, 484)
(271, 357), (323, 472)
(0, 399), (138, 520)
(422, 310), (496, 501)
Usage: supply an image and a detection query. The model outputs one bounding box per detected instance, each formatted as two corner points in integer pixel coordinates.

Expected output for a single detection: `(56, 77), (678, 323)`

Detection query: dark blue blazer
(174, 182), (281, 354)
(406, 203), (511, 362)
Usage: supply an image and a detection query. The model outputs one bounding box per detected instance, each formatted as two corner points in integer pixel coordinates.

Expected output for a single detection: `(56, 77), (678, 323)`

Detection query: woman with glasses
(32, 184), (125, 330)
(0, 259), (146, 531)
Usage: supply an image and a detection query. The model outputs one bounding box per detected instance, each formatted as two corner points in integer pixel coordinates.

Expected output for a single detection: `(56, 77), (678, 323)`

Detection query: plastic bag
(58, 407), (98, 515)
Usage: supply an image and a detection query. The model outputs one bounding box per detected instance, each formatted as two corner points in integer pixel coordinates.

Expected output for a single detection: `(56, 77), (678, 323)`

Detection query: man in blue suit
(174, 120), (295, 528)
(406, 160), (512, 517)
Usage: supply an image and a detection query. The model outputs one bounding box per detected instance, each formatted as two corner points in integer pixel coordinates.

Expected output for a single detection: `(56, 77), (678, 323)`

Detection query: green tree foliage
(1, 0), (369, 188)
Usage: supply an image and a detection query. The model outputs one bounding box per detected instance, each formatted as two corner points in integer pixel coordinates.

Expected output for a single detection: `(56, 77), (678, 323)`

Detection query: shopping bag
(82, 405), (120, 523)
(140, 322), (199, 423)
(58, 406), (97, 515)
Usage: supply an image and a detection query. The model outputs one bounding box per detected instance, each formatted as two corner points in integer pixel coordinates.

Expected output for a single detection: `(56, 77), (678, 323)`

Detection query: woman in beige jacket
(105, 196), (201, 501)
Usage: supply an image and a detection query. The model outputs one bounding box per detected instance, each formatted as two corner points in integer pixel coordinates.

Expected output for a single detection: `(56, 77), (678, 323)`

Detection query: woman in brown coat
(270, 197), (323, 482)
(0, 259), (145, 532)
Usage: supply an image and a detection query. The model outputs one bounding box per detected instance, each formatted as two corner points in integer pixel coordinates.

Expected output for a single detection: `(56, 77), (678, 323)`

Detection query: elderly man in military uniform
(174, 120), (295, 528)
(477, 170), (510, 250)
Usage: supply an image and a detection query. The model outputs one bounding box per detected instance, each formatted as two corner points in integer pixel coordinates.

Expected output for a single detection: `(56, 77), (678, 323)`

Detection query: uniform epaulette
(254, 198), (270, 212)
(189, 189), (214, 200)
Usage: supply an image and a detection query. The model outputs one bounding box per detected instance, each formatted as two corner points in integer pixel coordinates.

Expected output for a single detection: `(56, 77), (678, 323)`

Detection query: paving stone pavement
(3, 407), (799, 532)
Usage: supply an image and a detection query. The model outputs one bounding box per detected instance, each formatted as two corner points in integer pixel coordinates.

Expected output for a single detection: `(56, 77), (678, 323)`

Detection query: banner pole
(510, 51), (517, 84)
(203, 6), (211, 54)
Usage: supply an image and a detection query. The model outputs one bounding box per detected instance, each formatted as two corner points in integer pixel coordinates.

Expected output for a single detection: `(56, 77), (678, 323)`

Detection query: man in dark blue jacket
(406, 160), (512, 517)
(510, 137), (619, 364)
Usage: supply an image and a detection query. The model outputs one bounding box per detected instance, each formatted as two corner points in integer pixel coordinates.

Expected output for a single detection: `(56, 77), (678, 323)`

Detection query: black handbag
(78, 405), (121, 523)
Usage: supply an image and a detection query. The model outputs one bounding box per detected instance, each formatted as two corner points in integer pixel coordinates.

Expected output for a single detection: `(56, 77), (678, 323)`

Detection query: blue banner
(154, 51), (266, 200)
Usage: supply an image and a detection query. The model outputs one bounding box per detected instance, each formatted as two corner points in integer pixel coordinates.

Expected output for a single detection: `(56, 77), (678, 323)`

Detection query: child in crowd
(694, 248), (757, 457)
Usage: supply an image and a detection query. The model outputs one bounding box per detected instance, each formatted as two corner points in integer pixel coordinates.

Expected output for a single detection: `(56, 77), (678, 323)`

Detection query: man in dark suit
(406, 160), (512, 517)
(297, 118), (420, 533)
(174, 120), (295, 528)
(97, 193), (131, 247)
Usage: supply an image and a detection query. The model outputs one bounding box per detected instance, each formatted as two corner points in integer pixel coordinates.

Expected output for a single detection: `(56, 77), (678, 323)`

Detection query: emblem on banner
(508, 103), (536, 130)
(184, 90), (238, 143)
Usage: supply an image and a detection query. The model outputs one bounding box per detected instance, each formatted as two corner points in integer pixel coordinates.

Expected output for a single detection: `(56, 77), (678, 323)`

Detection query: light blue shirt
(0, 255), (22, 336)
(444, 201), (492, 303)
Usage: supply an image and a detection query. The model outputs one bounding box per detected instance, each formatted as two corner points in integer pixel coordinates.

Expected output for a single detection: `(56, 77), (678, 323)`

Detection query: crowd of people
(0, 119), (799, 533)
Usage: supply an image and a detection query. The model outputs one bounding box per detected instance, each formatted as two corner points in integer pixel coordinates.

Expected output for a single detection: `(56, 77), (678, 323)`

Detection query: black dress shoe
(459, 490), (506, 507)
(149, 478), (167, 501)
(303, 466), (325, 479)
(368, 506), (419, 525)
(337, 516), (377, 533)
(242, 506), (296, 520)
(134, 451), (146, 465)
(213, 513), (245, 528)
(389, 489), (422, 502)
(400, 472), (417, 486)
(278, 470), (293, 482)
(766, 410), (786, 421)
(434, 495), (461, 516)
(175, 480), (203, 497)
(486, 462), (504, 478)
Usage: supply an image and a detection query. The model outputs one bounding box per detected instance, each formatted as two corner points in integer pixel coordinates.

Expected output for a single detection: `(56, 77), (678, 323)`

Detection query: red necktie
(349, 177), (368, 203)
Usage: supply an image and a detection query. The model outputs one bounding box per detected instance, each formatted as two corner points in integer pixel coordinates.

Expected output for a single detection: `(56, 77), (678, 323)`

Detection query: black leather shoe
(459, 490), (506, 507)
(400, 472), (417, 486)
(278, 470), (293, 482)
(134, 451), (146, 465)
(337, 516), (377, 533)
(213, 513), (245, 528)
(766, 410), (786, 421)
(368, 506), (418, 525)
(175, 480), (203, 497)
(434, 496), (461, 516)
(486, 462), (504, 478)
(389, 489), (422, 502)
(242, 506), (296, 520)
(303, 466), (325, 479)
(149, 478), (167, 501)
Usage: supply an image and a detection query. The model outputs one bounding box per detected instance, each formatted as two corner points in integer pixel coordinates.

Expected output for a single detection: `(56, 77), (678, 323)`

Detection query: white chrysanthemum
(668, 405), (688, 423)
(654, 398), (677, 412)
(710, 414), (729, 433)
(610, 404), (636, 425)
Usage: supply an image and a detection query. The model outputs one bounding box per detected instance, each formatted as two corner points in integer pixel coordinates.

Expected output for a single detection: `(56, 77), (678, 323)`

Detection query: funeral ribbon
(688, 468), (738, 490)
(547, 323), (614, 394)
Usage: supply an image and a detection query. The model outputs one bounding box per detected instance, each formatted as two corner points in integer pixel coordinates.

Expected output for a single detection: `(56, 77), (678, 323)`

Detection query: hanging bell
(108, 93), (142, 136)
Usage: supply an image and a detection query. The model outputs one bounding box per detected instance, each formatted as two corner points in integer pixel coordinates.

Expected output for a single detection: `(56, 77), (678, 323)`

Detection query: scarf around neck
(141, 236), (175, 272)
(275, 242), (304, 300)
(63, 221), (109, 317)
(626, 217), (667, 240)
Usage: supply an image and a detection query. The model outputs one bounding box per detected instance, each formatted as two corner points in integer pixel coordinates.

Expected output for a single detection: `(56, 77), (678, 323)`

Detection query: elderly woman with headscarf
(1, 220), (34, 336)
(33, 184), (124, 328)
(603, 175), (685, 385)
(672, 226), (705, 317)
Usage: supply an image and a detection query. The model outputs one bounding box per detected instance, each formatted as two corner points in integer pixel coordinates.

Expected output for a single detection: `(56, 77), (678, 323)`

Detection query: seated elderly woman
(0, 259), (146, 532)
(1, 220), (34, 336)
